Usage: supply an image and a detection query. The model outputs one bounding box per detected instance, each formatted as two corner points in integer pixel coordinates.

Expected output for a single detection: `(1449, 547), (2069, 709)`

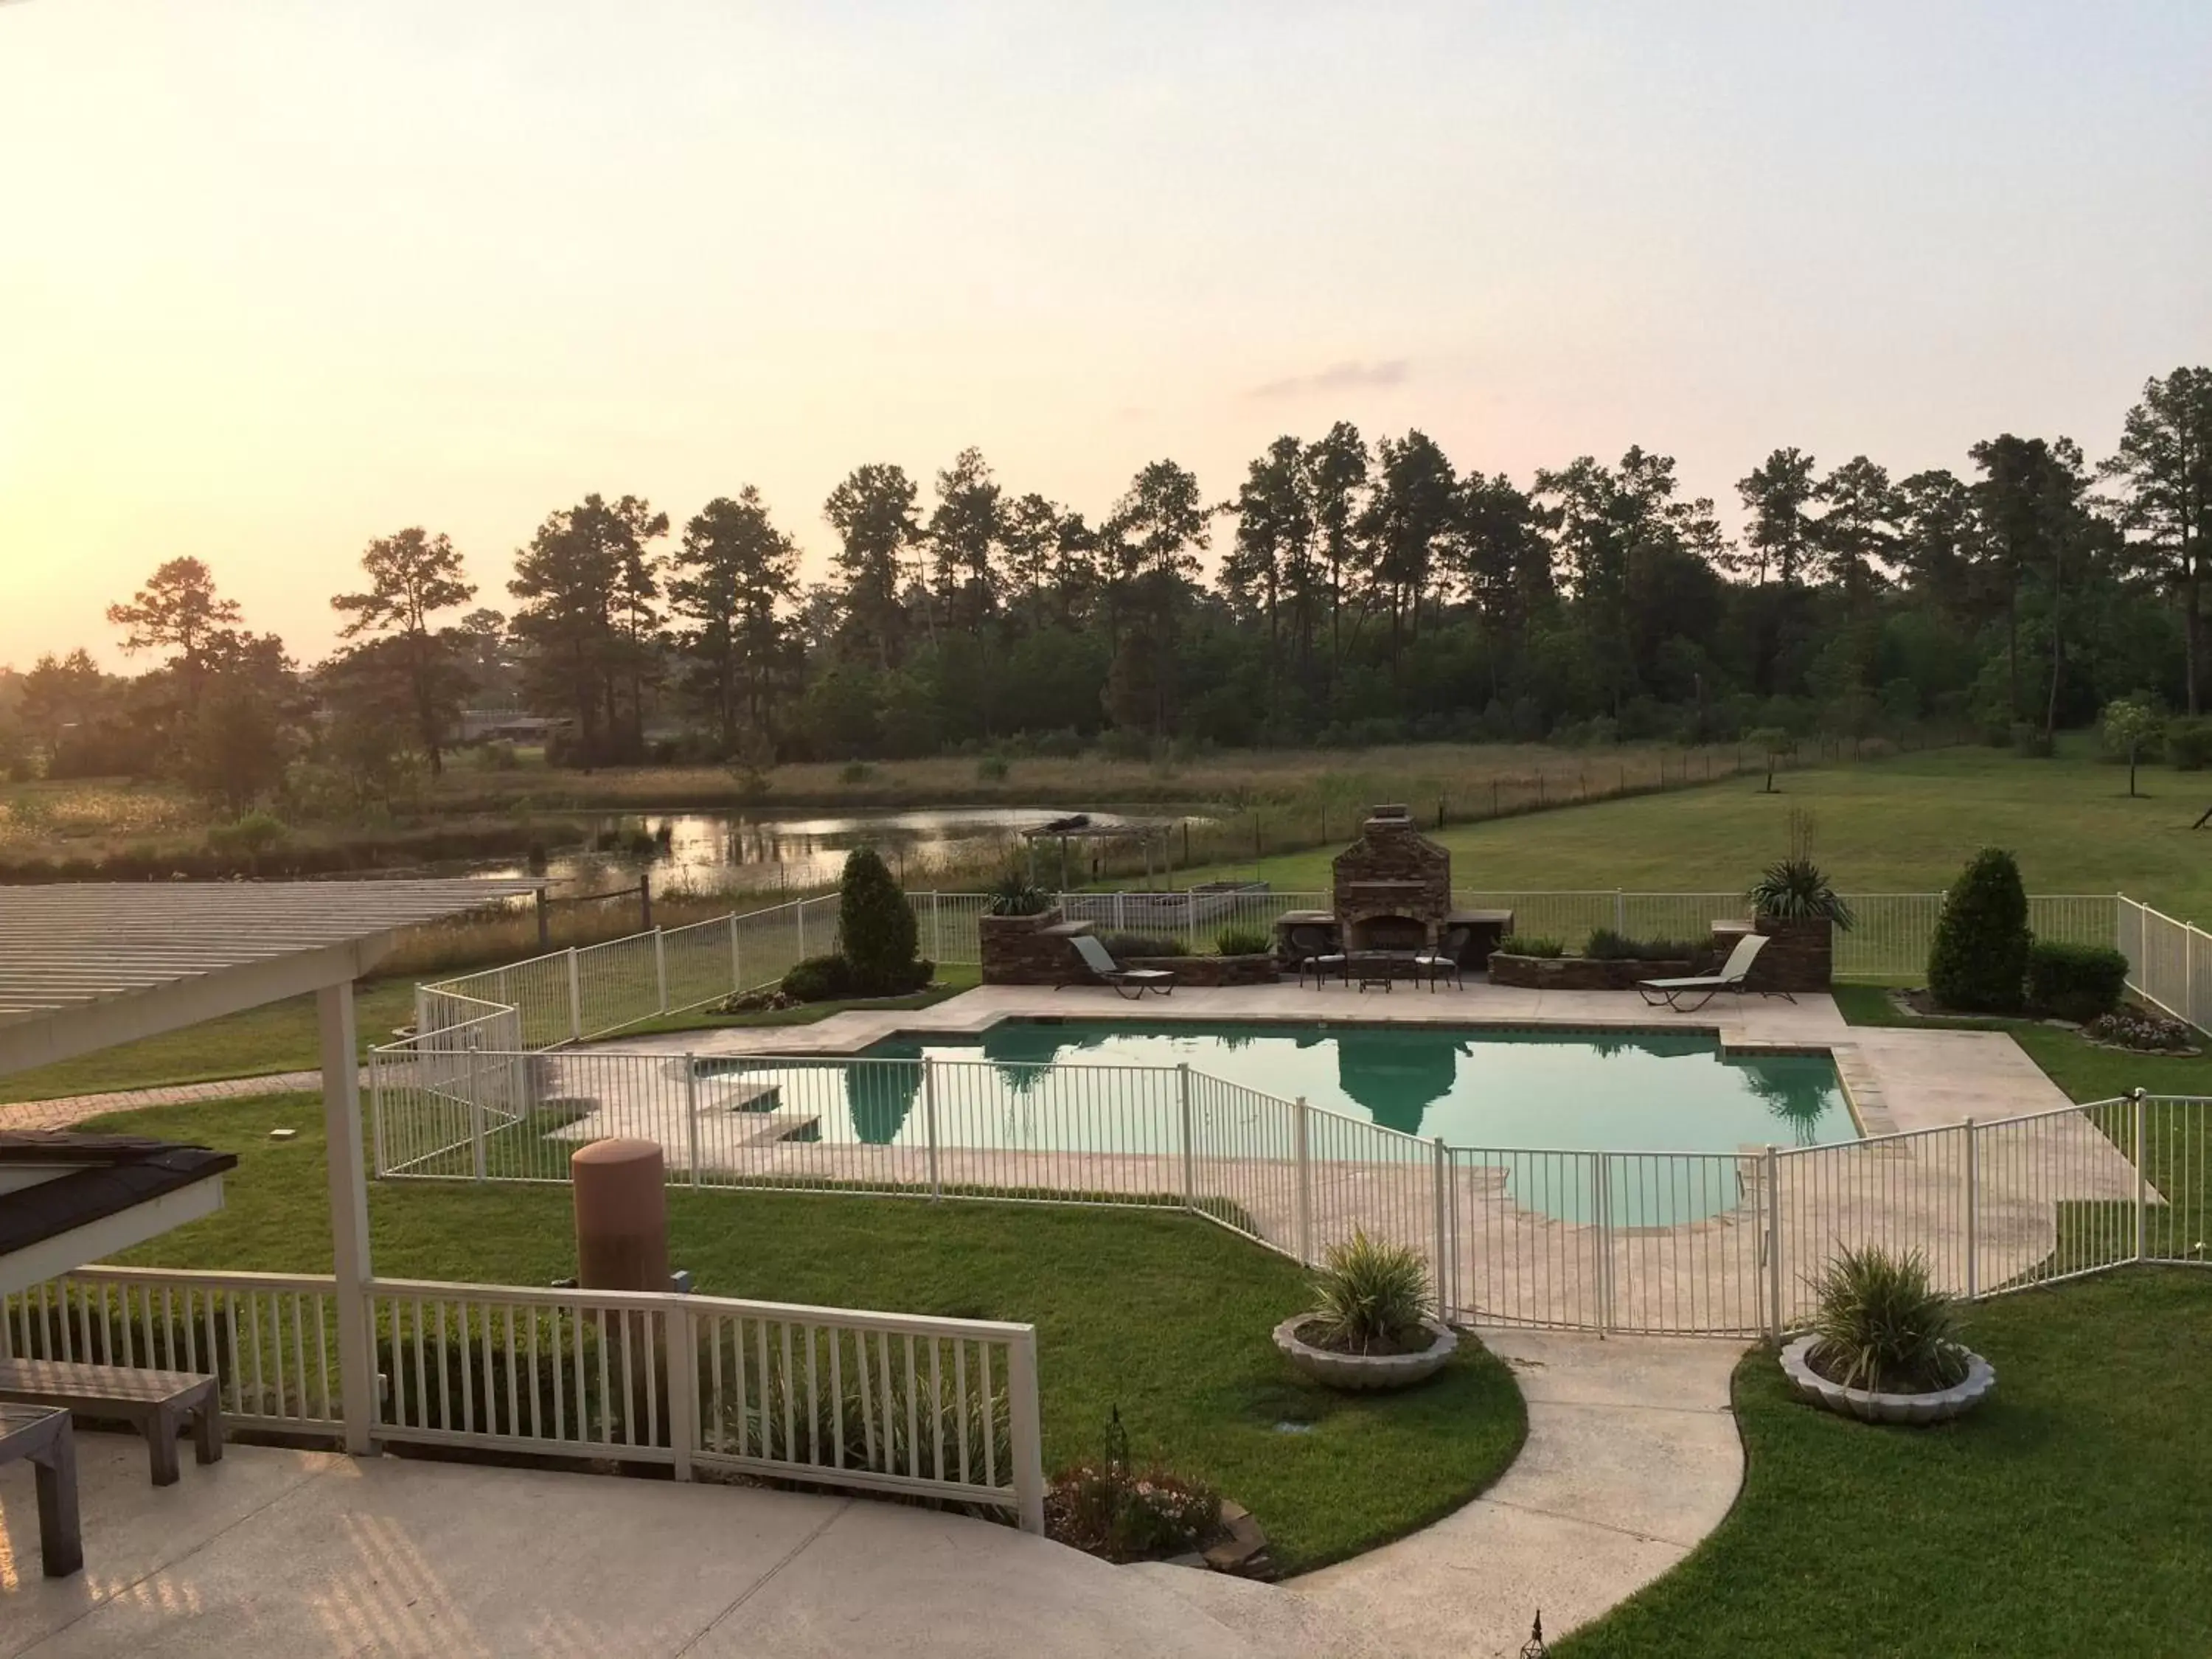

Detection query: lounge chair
(1062, 933), (1178, 999)
(1636, 933), (1789, 1012)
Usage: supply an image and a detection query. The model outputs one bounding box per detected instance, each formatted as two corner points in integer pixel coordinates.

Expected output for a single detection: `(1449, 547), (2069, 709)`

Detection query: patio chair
(1062, 933), (1178, 1000)
(1636, 933), (1788, 1012)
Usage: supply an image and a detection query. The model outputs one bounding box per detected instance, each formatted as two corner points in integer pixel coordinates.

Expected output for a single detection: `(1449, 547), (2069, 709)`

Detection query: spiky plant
(1304, 1229), (1433, 1355)
(1806, 1245), (1969, 1394)
(1748, 807), (1855, 930)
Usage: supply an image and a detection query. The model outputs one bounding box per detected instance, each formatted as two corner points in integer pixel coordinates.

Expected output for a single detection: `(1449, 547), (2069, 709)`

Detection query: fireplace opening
(1350, 915), (1427, 954)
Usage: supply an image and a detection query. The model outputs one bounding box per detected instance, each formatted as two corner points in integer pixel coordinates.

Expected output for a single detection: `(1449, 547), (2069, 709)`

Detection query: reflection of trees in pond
(846, 1060), (923, 1144)
(1734, 1062), (1836, 1146)
(1335, 1032), (1458, 1137)
(975, 1024), (1071, 1096)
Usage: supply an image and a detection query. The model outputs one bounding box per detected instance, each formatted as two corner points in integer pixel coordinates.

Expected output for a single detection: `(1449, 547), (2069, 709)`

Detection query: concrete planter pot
(1272, 1315), (1458, 1392)
(1779, 1334), (1995, 1425)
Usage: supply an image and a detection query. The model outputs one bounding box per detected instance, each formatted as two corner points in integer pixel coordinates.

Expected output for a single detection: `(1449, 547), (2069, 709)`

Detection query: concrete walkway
(1, 1435), (1279, 1658)
(1138, 1328), (1747, 1659)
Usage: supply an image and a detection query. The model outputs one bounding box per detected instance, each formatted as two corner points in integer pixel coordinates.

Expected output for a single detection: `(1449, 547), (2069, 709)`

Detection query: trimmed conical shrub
(1927, 848), (2031, 1012)
(838, 845), (925, 995)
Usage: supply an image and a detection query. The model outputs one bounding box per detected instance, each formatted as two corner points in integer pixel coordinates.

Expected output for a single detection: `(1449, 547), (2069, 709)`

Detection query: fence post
(468, 1035), (487, 1183)
(796, 899), (808, 961)
(1006, 1327), (1046, 1536)
(368, 1049), (387, 1179)
(566, 949), (582, 1043)
(1431, 1136), (1448, 1320)
(1178, 1063), (1194, 1210)
(685, 1054), (701, 1190)
(653, 928), (669, 1015)
(931, 891), (943, 964)
(924, 1057), (942, 1201)
(1294, 1096), (1313, 1265)
(728, 913), (742, 994)
(1613, 888), (1626, 933)
(666, 1301), (695, 1483)
(1963, 1119), (1978, 1301)
(1115, 891), (1128, 934)
(1594, 1155), (1613, 1334)
(1764, 1145), (1784, 1338)
(2132, 1089), (2148, 1262)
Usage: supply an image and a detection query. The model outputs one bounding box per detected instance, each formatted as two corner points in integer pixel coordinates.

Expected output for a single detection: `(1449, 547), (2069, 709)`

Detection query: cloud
(1248, 358), (1411, 400)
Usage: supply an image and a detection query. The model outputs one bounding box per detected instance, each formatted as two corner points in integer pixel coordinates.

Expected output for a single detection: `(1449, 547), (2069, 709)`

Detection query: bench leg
(147, 1407), (182, 1486)
(35, 1430), (83, 1578)
(193, 1395), (223, 1466)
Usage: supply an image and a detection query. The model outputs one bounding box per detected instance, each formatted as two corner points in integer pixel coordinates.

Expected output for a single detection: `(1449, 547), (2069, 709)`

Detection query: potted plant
(1779, 1245), (1994, 1425)
(979, 865), (1067, 984)
(1273, 1230), (1457, 1391)
(1745, 810), (1853, 992)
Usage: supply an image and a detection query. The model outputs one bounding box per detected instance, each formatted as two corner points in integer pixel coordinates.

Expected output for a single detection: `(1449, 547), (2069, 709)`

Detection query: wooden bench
(0, 1358), (222, 1486)
(0, 1403), (81, 1576)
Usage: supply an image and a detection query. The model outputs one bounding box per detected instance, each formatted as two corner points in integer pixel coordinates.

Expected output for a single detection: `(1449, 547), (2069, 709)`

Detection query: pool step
(698, 1079), (782, 1115)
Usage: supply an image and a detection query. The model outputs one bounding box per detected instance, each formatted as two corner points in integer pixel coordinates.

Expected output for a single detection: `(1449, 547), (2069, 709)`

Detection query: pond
(482, 806), (1203, 895)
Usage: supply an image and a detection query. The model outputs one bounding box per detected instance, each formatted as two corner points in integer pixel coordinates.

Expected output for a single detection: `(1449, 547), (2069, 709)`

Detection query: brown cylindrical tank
(571, 1138), (669, 1291)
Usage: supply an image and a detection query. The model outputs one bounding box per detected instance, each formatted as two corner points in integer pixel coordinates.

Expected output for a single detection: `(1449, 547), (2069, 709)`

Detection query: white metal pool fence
(411, 887), (2160, 1057)
(0, 1267), (1046, 1531)
(366, 1023), (2211, 1338)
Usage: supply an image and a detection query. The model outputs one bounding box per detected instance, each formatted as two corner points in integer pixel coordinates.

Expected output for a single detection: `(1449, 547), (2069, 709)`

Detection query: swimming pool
(856, 1020), (1856, 1154)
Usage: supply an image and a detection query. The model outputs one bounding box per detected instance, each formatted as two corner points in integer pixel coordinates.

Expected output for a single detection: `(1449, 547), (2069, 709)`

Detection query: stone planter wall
(1751, 917), (1834, 992)
(981, 909), (1084, 985)
(1134, 953), (1279, 987)
(1487, 953), (1695, 991)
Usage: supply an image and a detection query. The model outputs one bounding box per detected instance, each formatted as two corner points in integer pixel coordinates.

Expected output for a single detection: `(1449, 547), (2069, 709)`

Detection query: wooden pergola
(0, 879), (540, 1451)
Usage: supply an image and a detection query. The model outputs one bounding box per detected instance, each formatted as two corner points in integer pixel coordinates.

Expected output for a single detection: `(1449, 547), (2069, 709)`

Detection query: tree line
(1, 365), (2205, 807)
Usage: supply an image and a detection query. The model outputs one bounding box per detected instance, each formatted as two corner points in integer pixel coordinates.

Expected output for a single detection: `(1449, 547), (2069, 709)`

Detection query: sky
(1, 0), (2207, 671)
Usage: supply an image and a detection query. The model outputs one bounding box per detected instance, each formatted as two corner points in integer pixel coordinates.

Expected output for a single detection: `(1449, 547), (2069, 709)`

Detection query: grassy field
(0, 966), (984, 1105)
(87, 1091), (1526, 1573)
(1178, 740), (2212, 919)
(1559, 1270), (2212, 1658)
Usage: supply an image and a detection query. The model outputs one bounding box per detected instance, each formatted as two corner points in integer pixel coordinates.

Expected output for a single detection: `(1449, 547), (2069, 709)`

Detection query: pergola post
(319, 981), (378, 1455)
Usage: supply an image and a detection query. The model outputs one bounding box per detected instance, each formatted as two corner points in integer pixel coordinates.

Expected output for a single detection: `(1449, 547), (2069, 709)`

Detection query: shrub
(1048, 1409), (1221, 1564)
(780, 953), (858, 1003)
(1805, 1245), (1969, 1395)
(1096, 931), (1187, 959)
(205, 810), (291, 863)
(838, 846), (922, 995)
(2011, 721), (2054, 759)
(1032, 727), (1085, 759)
(1497, 934), (1564, 958)
(2168, 716), (2212, 771)
(1747, 810), (1854, 929)
(2086, 1009), (2197, 1052)
(985, 867), (1051, 917)
(1584, 928), (1705, 961)
(975, 754), (1011, 782)
(837, 759), (874, 785)
(1214, 926), (1270, 957)
(2025, 941), (2129, 1022)
(1301, 1229), (1433, 1356)
(1927, 848), (2031, 1012)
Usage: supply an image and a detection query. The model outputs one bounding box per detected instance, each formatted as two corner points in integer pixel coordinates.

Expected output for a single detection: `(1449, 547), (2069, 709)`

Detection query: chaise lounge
(1636, 933), (1787, 1012)
(1061, 933), (1178, 1000)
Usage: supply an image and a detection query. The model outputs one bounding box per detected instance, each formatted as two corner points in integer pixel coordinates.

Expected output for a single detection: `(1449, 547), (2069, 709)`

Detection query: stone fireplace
(1332, 804), (1453, 953)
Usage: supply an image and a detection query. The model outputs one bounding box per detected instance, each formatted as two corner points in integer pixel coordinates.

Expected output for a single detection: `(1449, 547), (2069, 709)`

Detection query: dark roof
(0, 1132), (237, 1257)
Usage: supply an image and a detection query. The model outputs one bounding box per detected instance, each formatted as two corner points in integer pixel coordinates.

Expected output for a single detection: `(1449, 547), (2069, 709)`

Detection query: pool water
(857, 1020), (1856, 1155)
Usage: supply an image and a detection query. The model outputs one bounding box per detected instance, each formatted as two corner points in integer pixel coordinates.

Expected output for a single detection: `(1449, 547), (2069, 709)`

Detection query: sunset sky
(2, 1), (2206, 671)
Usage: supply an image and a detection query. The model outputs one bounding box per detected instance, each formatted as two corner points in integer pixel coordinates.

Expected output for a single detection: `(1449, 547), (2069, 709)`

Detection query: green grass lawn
(0, 967), (982, 1106)
(0, 978), (425, 1103)
(1179, 741), (2212, 919)
(1559, 1269), (2212, 1658)
(86, 1091), (1525, 1573)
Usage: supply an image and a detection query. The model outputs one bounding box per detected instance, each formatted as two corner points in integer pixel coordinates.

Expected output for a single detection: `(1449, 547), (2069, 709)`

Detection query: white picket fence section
(0, 1267), (1044, 1530)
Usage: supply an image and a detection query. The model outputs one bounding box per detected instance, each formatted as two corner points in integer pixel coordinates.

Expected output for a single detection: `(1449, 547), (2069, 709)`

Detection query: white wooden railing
(0, 1268), (1044, 1532)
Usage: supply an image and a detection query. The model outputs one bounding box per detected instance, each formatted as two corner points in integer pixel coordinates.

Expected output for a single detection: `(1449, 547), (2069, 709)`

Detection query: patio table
(0, 1402), (83, 1577)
